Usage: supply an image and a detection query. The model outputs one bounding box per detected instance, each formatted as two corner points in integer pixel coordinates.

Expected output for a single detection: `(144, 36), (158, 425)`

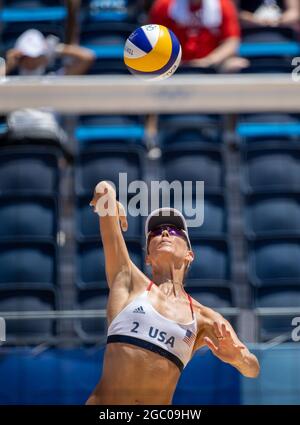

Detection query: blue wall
(242, 344), (300, 405)
(0, 347), (240, 405)
(0, 344), (299, 405)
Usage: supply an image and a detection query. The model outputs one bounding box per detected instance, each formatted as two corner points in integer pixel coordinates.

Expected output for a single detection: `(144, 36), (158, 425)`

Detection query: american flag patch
(183, 329), (196, 346)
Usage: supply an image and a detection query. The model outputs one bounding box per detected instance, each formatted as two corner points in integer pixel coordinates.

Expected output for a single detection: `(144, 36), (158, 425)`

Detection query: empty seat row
(240, 27), (299, 74)
(77, 194), (227, 241)
(238, 113), (300, 340)
(0, 146), (60, 195)
(245, 195), (300, 238)
(77, 239), (231, 291)
(75, 146), (225, 197)
(0, 289), (56, 342)
(0, 145), (61, 334)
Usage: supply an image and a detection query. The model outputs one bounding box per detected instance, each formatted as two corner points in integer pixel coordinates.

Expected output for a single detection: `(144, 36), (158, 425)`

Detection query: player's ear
(185, 250), (194, 267)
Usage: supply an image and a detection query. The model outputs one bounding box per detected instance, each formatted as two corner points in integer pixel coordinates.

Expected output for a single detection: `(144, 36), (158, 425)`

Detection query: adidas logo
(133, 306), (145, 314)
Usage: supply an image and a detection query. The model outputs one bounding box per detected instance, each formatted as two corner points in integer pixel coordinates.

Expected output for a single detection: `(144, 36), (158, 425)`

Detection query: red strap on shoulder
(186, 293), (195, 320)
(146, 280), (154, 291)
(148, 281), (194, 319)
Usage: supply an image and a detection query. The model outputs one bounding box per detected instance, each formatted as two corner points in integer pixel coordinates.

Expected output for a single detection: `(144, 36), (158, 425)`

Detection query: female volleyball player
(86, 181), (260, 405)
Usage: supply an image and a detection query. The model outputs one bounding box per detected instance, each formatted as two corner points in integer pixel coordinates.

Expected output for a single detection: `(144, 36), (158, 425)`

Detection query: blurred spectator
(237, 0), (300, 29)
(2, 108), (74, 161)
(149, 0), (246, 72)
(5, 29), (95, 76)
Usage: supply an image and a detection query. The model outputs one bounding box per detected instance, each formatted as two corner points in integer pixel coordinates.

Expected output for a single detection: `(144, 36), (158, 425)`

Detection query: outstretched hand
(204, 322), (246, 365)
(89, 181), (128, 232)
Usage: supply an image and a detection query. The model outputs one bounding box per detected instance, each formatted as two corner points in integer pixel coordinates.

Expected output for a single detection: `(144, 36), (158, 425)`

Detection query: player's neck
(152, 269), (185, 293)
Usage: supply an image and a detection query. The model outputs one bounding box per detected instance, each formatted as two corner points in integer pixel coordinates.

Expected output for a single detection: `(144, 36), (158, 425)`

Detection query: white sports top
(107, 280), (198, 372)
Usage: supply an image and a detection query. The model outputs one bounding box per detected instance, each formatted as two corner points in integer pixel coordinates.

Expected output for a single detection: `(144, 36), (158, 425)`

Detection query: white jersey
(107, 280), (198, 372)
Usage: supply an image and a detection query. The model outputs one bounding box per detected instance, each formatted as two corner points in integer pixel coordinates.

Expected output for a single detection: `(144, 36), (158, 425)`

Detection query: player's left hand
(204, 322), (246, 365)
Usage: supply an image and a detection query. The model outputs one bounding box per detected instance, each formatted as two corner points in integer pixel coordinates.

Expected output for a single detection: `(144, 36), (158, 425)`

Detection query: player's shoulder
(190, 296), (223, 321)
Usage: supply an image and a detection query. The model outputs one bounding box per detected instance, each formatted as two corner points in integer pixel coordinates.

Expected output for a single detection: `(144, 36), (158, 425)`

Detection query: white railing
(1, 74), (300, 114)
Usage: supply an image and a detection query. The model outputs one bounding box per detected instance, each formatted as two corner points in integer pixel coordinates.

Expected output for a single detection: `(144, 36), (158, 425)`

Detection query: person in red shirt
(149, 0), (247, 71)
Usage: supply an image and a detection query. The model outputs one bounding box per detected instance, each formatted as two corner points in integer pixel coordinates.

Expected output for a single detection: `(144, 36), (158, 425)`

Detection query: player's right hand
(89, 181), (128, 232)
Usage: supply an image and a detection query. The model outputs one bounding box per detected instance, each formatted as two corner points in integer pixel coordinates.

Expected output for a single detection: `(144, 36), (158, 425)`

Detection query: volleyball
(124, 24), (182, 81)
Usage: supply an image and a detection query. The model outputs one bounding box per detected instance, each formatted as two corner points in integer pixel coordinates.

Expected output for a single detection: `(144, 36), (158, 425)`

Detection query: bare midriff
(86, 342), (181, 405)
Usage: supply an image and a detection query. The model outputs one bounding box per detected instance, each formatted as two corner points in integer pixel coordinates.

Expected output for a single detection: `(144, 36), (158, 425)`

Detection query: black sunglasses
(147, 224), (188, 244)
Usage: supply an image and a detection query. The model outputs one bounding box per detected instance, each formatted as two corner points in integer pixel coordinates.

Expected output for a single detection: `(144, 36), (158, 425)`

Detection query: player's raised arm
(89, 181), (131, 289)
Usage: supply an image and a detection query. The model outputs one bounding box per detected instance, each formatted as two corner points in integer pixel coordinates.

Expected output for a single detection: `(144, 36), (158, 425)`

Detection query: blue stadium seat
(238, 113), (300, 141)
(242, 27), (298, 42)
(159, 114), (220, 127)
(188, 195), (227, 239)
(0, 196), (57, 241)
(240, 42), (300, 57)
(239, 28), (298, 73)
(0, 147), (60, 195)
(159, 114), (221, 146)
(186, 240), (230, 287)
(240, 57), (293, 73)
(75, 291), (108, 340)
(162, 147), (224, 195)
(249, 240), (300, 287)
(166, 194), (226, 239)
(76, 195), (142, 242)
(161, 129), (220, 148)
(0, 1), (66, 23)
(0, 121), (7, 135)
(245, 195), (300, 239)
(0, 242), (57, 291)
(189, 288), (233, 308)
(87, 0), (132, 23)
(240, 27), (298, 54)
(87, 60), (129, 75)
(77, 241), (143, 290)
(0, 290), (55, 340)
(78, 115), (143, 127)
(255, 288), (300, 342)
(80, 22), (133, 73)
(243, 148), (300, 194)
(76, 115), (145, 146)
(82, 33), (125, 60)
(75, 146), (144, 195)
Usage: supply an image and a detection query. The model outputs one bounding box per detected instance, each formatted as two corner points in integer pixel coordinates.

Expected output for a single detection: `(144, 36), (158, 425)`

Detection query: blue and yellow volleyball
(124, 24), (182, 80)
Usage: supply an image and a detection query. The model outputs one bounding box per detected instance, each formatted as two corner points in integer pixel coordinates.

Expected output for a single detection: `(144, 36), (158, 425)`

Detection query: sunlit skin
(146, 226), (194, 285)
(85, 181), (260, 405)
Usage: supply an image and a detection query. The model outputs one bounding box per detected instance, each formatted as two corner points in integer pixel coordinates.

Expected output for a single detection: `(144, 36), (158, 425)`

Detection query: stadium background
(0, 0), (300, 405)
